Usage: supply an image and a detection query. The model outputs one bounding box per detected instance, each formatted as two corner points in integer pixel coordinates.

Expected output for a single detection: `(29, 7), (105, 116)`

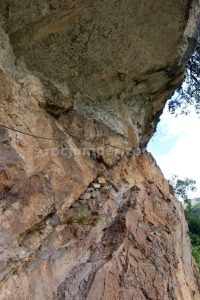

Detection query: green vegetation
(169, 35), (200, 115)
(170, 176), (200, 273)
(169, 175), (197, 204)
(61, 204), (100, 226)
(185, 205), (200, 272)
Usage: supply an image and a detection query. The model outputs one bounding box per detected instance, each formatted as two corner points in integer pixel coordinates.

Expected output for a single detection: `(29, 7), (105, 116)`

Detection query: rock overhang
(0, 0), (199, 144)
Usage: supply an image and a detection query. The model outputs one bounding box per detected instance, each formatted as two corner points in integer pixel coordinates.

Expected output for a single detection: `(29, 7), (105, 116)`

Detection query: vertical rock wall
(0, 1), (200, 299)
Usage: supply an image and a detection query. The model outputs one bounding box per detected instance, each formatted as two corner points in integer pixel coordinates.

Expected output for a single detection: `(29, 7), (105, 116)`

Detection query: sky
(148, 101), (200, 198)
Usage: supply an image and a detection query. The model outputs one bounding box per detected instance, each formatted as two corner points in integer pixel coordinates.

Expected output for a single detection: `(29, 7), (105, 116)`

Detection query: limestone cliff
(0, 1), (200, 299)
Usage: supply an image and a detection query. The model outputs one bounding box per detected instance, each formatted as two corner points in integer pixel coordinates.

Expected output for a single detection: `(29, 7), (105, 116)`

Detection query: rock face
(0, 1), (200, 299)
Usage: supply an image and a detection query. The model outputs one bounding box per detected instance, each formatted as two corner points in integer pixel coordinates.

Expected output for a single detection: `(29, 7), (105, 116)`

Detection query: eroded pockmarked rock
(0, 1), (200, 299)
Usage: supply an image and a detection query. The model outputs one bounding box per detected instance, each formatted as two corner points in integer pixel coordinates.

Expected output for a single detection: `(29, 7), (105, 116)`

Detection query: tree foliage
(185, 205), (200, 273)
(168, 37), (200, 115)
(169, 175), (197, 204)
(170, 176), (200, 273)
